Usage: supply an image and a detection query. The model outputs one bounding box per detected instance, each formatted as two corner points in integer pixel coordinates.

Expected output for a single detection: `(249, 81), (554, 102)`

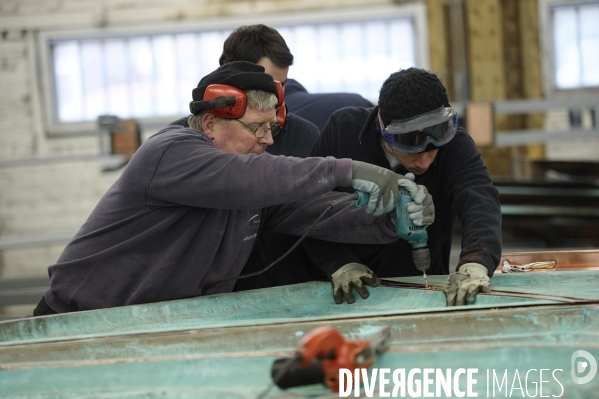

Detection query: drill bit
(411, 247), (431, 289)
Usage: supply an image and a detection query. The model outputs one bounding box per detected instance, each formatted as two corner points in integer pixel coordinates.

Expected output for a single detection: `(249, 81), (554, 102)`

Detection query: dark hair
(378, 67), (450, 125)
(219, 24), (294, 67)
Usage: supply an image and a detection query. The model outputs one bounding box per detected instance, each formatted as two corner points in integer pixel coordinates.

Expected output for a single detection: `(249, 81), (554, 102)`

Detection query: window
(539, 0), (599, 95)
(38, 4), (427, 135)
(277, 18), (418, 101)
(49, 32), (229, 123)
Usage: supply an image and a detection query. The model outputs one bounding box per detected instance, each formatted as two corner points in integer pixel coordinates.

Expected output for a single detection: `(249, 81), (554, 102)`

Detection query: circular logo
(571, 350), (597, 385)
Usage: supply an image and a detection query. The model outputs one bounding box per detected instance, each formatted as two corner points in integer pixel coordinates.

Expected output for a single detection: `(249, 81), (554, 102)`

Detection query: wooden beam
(465, 0), (511, 176)
(425, 0), (451, 97)
(502, 0), (523, 100)
(501, 0), (526, 137)
(519, 0), (543, 101)
(465, 0), (506, 102)
(519, 0), (544, 134)
(449, 0), (469, 101)
(518, 0), (545, 164)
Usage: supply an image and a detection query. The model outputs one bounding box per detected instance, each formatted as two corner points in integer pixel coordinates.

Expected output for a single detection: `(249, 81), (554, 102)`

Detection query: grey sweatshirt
(45, 126), (397, 312)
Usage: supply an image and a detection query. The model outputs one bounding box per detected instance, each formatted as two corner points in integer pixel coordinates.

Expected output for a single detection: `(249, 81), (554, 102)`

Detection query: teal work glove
(351, 161), (403, 217)
(330, 263), (382, 304)
(442, 263), (491, 306)
(397, 173), (435, 226)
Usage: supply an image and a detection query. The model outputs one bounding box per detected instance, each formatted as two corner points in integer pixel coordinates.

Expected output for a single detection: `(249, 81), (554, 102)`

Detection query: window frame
(37, 3), (428, 136)
(538, 0), (599, 98)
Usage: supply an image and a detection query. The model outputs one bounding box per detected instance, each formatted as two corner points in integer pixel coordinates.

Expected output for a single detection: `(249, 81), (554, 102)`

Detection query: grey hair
(188, 112), (205, 131)
(188, 89), (277, 131)
(246, 89), (278, 111)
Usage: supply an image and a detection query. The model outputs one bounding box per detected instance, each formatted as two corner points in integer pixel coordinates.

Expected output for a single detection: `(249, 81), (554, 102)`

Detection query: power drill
(355, 186), (431, 287)
(271, 326), (390, 392)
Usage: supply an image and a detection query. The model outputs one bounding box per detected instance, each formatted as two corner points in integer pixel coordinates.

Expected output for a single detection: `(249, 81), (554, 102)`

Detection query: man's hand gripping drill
(349, 173), (434, 293)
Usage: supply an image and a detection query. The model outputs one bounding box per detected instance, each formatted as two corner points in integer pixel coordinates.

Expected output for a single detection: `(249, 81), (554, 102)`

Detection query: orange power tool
(271, 326), (390, 392)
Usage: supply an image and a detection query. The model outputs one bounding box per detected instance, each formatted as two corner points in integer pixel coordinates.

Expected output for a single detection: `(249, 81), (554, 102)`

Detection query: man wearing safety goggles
(303, 67), (502, 307)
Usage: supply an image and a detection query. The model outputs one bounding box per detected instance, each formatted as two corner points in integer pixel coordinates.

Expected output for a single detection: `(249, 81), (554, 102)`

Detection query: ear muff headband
(189, 84), (248, 118)
(188, 82), (285, 121)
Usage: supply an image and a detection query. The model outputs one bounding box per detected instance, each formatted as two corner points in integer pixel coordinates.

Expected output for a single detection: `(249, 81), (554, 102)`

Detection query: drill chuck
(412, 247), (430, 273)
(353, 187), (430, 274)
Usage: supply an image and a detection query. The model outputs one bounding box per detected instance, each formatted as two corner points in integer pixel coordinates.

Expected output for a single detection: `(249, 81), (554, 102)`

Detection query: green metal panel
(0, 280), (560, 346)
(1, 322), (598, 398)
(2, 305), (598, 367)
(2, 348), (597, 399)
(393, 270), (599, 300)
(1, 271), (598, 398)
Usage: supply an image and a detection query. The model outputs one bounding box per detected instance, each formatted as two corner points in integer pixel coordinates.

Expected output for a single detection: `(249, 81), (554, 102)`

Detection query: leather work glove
(442, 263), (491, 306)
(330, 263), (382, 304)
(397, 173), (435, 226)
(351, 161), (402, 216)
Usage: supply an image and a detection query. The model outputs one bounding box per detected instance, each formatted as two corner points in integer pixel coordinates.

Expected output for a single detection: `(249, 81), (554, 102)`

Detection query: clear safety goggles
(379, 106), (458, 154)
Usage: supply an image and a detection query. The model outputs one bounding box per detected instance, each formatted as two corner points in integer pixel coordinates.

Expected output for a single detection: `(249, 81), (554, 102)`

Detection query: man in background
(285, 79), (373, 131)
(172, 24), (319, 158)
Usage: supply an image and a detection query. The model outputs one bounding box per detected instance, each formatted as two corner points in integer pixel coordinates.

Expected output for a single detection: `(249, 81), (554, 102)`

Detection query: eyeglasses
(233, 119), (282, 138)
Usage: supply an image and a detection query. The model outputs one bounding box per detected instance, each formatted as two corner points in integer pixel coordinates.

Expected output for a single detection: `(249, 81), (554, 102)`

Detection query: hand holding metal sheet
(443, 263), (491, 306)
(330, 262), (381, 304)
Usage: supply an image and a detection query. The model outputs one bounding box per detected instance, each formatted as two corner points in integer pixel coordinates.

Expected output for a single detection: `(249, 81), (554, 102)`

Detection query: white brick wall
(0, 39), (35, 160)
(2, 245), (66, 277)
(0, 160), (122, 278)
(0, 160), (121, 236)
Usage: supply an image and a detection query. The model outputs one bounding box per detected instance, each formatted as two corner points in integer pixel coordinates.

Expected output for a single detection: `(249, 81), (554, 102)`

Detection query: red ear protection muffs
(189, 84), (247, 118)
(274, 80), (287, 128)
(276, 103), (287, 128)
(188, 81), (286, 127)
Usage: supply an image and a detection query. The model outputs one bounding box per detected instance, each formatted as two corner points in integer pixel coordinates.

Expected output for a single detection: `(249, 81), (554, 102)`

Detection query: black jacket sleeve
(303, 109), (371, 276)
(302, 238), (363, 277)
(443, 128), (502, 276)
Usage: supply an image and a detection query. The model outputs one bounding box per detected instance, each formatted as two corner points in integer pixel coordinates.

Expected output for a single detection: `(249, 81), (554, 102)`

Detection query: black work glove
(330, 263), (381, 304)
(350, 161), (403, 216)
(442, 263), (491, 306)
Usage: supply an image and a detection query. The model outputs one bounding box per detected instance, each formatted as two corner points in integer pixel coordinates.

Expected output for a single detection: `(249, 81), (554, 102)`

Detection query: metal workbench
(1, 253), (598, 398)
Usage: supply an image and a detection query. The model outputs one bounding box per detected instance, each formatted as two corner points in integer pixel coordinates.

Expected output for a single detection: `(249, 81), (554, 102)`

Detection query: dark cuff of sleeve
(319, 249), (363, 277)
(303, 239), (363, 278)
(456, 258), (496, 277)
(332, 158), (353, 189)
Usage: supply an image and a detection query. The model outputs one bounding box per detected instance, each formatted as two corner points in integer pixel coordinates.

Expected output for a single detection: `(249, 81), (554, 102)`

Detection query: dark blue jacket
(304, 106), (502, 277)
(284, 79), (373, 131)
